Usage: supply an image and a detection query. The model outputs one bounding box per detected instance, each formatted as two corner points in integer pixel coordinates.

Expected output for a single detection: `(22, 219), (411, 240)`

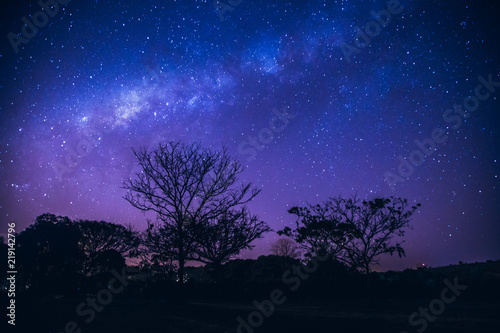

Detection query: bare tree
(331, 196), (420, 274)
(75, 220), (140, 275)
(270, 237), (301, 259)
(122, 141), (260, 283)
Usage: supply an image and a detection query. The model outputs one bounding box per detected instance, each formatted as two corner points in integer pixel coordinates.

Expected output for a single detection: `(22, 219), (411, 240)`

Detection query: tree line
(7, 141), (421, 293)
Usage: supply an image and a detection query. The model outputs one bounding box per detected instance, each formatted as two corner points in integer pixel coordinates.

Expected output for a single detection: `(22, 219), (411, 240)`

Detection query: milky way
(1, 0), (499, 270)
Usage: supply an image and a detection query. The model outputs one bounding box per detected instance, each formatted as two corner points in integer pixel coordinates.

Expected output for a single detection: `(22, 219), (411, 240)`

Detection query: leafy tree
(279, 203), (358, 262)
(90, 249), (126, 274)
(123, 141), (260, 283)
(17, 213), (84, 292)
(139, 219), (179, 279)
(192, 208), (270, 279)
(280, 195), (420, 273)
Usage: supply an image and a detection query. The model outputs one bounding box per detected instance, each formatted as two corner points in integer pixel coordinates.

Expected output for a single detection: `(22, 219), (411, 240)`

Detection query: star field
(1, 0), (499, 270)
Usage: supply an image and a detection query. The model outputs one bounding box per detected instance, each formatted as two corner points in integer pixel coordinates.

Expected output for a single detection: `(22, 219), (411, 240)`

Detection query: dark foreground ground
(11, 296), (500, 333)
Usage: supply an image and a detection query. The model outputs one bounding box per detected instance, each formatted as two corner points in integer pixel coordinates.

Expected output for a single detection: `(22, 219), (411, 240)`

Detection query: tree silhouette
(191, 208), (270, 280)
(16, 214), (142, 294)
(74, 220), (140, 275)
(139, 219), (179, 279)
(338, 196), (420, 274)
(270, 237), (301, 259)
(90, 249), (126, 274)
(122, 141), (260, 283)
(279, 203), (358, 262)
(17, 214), (84, 292)
(280, 195), (420, 273)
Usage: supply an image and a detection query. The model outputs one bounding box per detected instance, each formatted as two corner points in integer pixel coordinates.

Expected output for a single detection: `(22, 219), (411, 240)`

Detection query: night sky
(1, 0), (499, 271)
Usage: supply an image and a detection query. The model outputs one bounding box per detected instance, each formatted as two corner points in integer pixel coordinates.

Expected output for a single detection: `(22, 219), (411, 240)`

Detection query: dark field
(6, 259), (500, 333)
(12, 296), (500, 333)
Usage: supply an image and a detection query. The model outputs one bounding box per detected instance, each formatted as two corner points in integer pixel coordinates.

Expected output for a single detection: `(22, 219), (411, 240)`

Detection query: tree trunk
(178, 257), (185, 284)
(178, 231), (185, 285)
